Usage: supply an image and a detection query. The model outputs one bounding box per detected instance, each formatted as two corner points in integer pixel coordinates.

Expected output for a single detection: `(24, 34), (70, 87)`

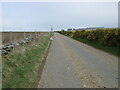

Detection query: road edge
(33, 39), (52, 88)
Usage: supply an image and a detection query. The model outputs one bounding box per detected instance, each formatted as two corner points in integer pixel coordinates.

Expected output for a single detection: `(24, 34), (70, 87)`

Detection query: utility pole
(50, 25), (53, 37)
(51, 25), (53, 32)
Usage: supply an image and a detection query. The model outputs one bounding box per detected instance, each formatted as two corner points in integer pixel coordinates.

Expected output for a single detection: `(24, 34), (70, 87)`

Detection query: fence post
(10, 31), (12, 43)
(24, 32), (26, 39)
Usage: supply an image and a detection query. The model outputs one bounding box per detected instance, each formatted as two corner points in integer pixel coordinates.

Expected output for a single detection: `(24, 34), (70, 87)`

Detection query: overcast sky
(0, 1), (118, 31)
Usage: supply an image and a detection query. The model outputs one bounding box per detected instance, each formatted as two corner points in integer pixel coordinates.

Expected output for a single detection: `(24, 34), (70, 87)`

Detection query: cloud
(1, 2), (118, 31)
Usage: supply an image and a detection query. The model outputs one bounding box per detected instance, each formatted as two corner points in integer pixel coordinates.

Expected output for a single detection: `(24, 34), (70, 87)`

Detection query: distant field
(2, 32), (48, 45)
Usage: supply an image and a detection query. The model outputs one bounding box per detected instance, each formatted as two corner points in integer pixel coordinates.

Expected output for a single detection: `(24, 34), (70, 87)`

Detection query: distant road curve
(38, 33), (118, 88)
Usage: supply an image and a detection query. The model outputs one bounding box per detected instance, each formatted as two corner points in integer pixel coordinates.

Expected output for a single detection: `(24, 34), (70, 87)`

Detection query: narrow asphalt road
(38, 33), (118, 88)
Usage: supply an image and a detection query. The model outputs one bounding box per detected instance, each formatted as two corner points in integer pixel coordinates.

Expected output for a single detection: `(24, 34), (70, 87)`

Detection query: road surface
(38, 33), (118, 88)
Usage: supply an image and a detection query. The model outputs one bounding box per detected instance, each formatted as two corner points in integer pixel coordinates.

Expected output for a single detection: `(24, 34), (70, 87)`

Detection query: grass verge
(2, 33), (52, 88)
(72, 37), (119, 57)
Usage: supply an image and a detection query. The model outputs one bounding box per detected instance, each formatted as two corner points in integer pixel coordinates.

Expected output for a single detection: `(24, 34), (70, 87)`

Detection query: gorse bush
(58, 31), (74, 37)
(59, 28), (120, 46)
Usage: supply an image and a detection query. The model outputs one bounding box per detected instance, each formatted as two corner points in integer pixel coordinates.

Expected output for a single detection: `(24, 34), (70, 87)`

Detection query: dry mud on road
(38, 33), (118, 88)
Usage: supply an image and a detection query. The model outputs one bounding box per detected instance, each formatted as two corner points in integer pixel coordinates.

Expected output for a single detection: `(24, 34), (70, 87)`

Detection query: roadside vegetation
(58, 28), (120, 56)
(2, 32), (53, 88)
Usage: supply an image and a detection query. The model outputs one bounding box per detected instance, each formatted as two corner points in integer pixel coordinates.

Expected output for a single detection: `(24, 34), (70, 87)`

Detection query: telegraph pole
(51, 25), (53, 32)
(50, 25), (53, 37)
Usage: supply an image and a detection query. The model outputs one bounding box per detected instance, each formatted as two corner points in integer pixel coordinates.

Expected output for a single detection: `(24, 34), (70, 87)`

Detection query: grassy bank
(2, 33), (52, 88)
(72, 37), (119, 56)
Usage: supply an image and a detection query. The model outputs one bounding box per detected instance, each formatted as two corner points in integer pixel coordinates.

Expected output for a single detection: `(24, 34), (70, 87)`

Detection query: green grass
(72, 37), (119, 57)
(2, 33), (51, 88)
